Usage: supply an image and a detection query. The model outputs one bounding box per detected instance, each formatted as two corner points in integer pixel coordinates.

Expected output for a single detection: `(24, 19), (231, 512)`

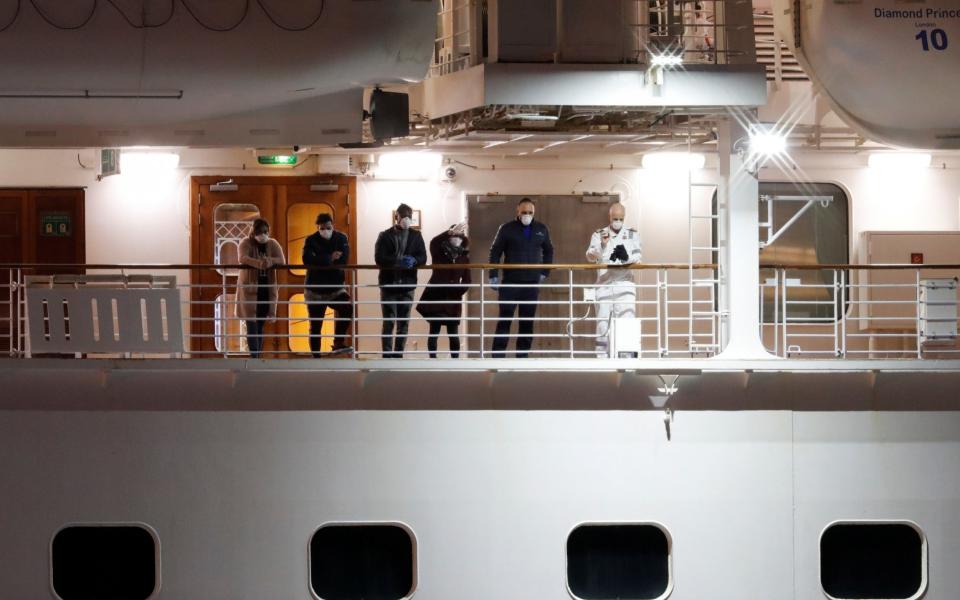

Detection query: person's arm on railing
(410, 232), (427, 267)
(540, 224), (554, 281)
(374, 231), (393, 267)
(238, 238), (269, 270)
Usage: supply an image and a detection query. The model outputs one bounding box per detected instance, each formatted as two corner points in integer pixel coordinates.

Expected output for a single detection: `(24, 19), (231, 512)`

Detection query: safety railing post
(479, 271), (486, 358)
(780, 268), (787, 357)
(833, 269), (840, 357)
(655, 268), (664, 357)
(7, 267), (12, 357)
(351, 268), (359, 356)
(840, 268), (847, 358)
(661, 269), (669, 357)
(915, 269), (923, 359)
(568, 268), (575, 359)
(772, 268), (779, 357)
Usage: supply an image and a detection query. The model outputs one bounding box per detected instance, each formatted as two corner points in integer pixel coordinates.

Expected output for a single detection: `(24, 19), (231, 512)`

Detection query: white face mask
(610, 218), (624, 232)
(318, 228), (333, 240)
(399, 216), (413, 230)
(254, 233), (269, 244)
(449, 237), (463, 248)
(519, 214), (534, 226)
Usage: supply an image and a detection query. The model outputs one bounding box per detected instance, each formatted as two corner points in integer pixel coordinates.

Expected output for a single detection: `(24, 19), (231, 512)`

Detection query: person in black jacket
(374, 203), (427, 358)
(302, 213), (353, 357)
(488, 197), (554, 358)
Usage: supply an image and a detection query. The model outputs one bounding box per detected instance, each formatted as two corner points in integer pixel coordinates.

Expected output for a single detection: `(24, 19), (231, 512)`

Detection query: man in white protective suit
(584, 202), (642, 357)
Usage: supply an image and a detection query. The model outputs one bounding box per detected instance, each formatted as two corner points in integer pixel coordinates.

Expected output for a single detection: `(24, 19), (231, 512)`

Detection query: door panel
(31, 189), (85, 272)
(190, 177), (356, 356)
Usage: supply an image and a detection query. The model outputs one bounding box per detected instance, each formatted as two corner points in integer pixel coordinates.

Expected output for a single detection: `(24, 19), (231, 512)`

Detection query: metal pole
(833, 269), (840, 357)
(351, 268), (359, 355)
(662, 269), (669, 357)
(480, 272), (486, 358)
(915, 270), (923, 359)
(840, 269), (847, 358)
(780, 268), (787, 356)
(568, 268), (574, 358)
(655, 268), (663, 357)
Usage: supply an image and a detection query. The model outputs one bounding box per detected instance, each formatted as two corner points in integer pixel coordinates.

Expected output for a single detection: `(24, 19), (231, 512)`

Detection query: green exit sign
(257, 155), (297, 166)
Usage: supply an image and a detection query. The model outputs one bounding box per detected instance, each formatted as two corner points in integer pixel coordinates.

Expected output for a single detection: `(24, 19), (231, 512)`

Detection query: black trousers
(492, 285), (540, 358)
(381, 288), (414, 358)
(245, 286), (271, 358)
(427, 320), (460, 359)
(306, 291), (353, 357)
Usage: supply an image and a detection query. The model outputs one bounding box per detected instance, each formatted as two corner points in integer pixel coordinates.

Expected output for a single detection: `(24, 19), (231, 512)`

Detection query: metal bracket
(759, 195), (833, 248)
(650, 374), (680, 441)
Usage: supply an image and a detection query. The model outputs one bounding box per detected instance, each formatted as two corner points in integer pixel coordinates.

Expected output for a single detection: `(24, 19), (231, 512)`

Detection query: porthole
(566, 523), (672, 600)
(820, 521), (927, 600)
(310, 522), (416, 600)
(51, 523), (159, 600)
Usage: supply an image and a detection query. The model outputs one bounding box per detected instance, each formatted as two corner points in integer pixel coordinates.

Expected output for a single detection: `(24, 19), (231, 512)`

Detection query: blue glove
(489, 276), (499, 291)
(539, 274), (547, 284)
(401, 255), (417, 269)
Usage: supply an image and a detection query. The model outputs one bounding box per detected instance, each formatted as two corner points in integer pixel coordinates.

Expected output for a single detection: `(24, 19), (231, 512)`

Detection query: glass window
(288, 202), (335, 277)
(214, 203), (260, 277)
(52, 524), (158, 600)
(758, 183), (850, 322)
(821, 522), (926, 600)
(567, 523), (671, 600)
(310, 524), (415, 600)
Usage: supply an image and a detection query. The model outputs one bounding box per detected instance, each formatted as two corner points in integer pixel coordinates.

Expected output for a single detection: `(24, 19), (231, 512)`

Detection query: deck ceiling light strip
(482, 134), (533, 149)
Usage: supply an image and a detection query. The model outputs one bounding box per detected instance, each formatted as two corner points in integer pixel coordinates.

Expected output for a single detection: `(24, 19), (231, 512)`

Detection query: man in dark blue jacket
(303, 213), (353, 357)
(488, 197), (554, 358)
(375, 203), (427, 358)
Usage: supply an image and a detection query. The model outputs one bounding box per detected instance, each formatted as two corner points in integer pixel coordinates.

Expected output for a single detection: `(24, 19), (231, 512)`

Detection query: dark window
(821, 523), (925, 599)
(310, 524), (415, 600)
(567, 524), (670, 600)
(52, 525), (157, 600)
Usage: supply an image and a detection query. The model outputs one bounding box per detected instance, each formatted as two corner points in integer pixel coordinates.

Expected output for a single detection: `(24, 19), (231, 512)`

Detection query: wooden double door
(0, 188), (85, 354)
(190, 176), (357, 356)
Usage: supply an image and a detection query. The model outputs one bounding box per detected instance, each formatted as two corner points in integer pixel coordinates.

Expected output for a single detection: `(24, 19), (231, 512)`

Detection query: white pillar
(714, 119), (777, 359)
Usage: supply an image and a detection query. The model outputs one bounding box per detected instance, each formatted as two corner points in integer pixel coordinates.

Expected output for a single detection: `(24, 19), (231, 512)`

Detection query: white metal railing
(2, 263), (721, 360)
(761, 266), (960, 359)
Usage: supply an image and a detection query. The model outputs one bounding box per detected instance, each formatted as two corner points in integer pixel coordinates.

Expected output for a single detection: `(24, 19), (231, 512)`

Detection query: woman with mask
(416, 224), (471, 358)
(236, 218), (286, 358)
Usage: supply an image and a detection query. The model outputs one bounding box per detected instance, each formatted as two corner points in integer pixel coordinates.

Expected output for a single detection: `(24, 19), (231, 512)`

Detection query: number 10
(917, 29), (949, 51)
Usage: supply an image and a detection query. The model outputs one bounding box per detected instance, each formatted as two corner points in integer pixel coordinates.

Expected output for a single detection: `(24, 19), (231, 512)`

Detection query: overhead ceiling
(0, 0), (436, 147)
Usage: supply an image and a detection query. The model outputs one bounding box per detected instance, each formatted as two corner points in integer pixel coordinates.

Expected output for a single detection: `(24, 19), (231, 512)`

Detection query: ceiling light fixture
(867, 153), (932, 170)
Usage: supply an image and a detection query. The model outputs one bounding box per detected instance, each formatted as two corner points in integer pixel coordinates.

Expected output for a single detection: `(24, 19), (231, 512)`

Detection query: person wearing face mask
(302, 212), (353, 357)
(585, 202), (642, 357)
(488, 197), (554, 358)
(416, 223), (472, 358)
(374, 203), (427, 358)
(237, 218), (286, 358)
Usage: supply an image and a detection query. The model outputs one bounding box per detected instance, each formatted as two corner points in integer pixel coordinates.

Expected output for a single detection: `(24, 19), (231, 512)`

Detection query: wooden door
(276, 181), (354, 355)
(30, 189), (86, 273)
(190, 176), (356, 357)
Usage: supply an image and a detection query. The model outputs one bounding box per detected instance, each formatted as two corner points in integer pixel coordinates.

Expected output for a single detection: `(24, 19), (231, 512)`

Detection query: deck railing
(1, 263), (719, 359)
(4, 263), (958, 361)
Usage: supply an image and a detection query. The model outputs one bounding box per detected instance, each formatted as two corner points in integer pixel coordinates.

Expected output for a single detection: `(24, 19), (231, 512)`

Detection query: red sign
(910, 253), (924, 264)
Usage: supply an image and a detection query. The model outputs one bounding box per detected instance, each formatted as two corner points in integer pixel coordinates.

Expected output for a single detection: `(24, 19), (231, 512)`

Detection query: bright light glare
(868, 153), (931, 170)
(120, 151), (180, 175)
(748, 131), (788, 157)
(376, 152), (443, 180)
(651, 54), (684, 67)
(642, 152), (706, 171)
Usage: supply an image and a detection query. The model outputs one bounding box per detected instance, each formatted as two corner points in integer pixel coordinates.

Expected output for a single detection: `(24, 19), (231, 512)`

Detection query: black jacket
(303, 230), (349, 291)
(374, 226), (428, 291)
(488, 218), (554, 283)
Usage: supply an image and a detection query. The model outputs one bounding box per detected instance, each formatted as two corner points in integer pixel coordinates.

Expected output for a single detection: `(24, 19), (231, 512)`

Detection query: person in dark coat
(374, 203), (427, 358)
(236, 218), (285, 358)
(488, 197), (554, 358)
(416, 225), (471, 359)
(302, 212), (353, 357)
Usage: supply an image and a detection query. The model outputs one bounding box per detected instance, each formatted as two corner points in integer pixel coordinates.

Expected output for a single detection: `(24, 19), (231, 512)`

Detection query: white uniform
(585, 225), (642, 356)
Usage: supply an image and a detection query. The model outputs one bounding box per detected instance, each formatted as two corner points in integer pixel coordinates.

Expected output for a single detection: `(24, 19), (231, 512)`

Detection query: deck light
(375, 152), (442, 180)
(642, 152), (706, 171)
(868, 153), (931, 170)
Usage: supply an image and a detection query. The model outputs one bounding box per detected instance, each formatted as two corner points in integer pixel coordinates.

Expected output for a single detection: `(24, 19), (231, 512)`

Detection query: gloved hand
(400, 255), (417, 269)
(489, 276), (499, 291)
(611, 244), (629, 263)
(539, 274), (547, 284)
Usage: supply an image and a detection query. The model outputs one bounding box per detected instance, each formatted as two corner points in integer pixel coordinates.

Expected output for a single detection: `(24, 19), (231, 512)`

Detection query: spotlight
(748, 130), (788, 158)
(651, 54), (684, 68)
